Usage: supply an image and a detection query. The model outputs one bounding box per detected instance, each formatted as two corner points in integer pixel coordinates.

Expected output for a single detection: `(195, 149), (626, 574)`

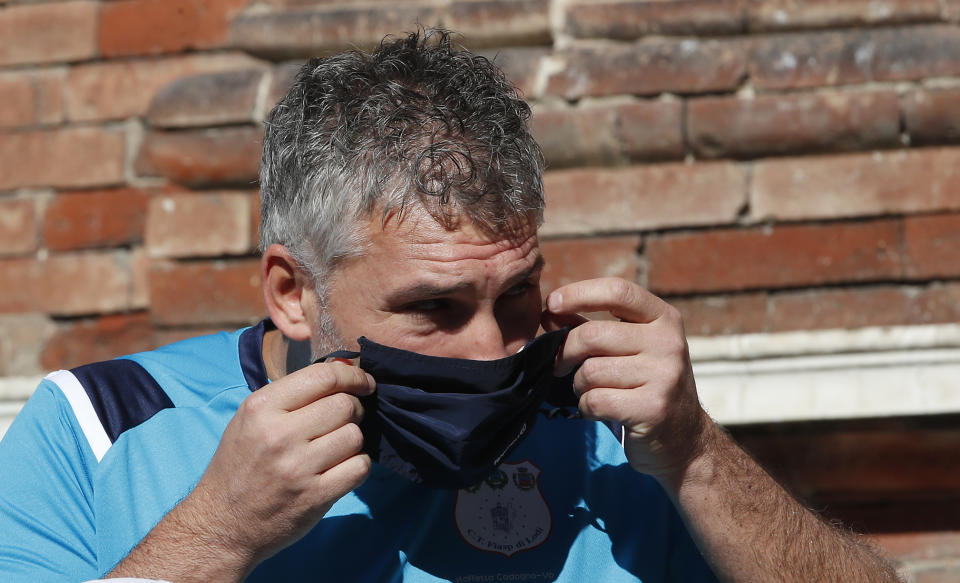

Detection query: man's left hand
(542, 277), (714, 481)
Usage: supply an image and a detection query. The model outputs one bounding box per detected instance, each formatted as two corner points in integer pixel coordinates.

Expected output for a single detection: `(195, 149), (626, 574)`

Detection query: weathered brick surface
(0, 198), (37, 257)
(230, 5), (444, 59)
(904, 87), (960, 144)
(0, 252), (132, 315)
(752, 148), (960, 221)
(908, 564), (960, 583)
(41, 312), (157, 371)
(532, 100), (683, 168)
(669, 293), (768, 336)
(688, 90), (900, 159)
(0, 1), (97, 66)
(135, 126), (263, 187)
(149, 259), (265, 326)
(0, 69), (65, 129)
(266, 61), (304, 110)
(542, 162), (746, 236)
(565, 0), (745, 39)
(747, 0), (942, 31)
(546, 38), (747, 99)
(538, 236), (640, 294)
(43, 188), (152, 251)
(66, 53), (264, 122)
(904, 214), (960, 279)
(750, 25), (960, 90)
(98, 0), (249, 57)
(448, 0), (551, 48)
(767, 286), (916, 332)
(147, 69), (265, 128)
(479, 47), (549, 98)
(0, 313), (55, 376)
(0, 128), (126, 190)
(146, 192), (254, 258)
(646, 221), (903, 294)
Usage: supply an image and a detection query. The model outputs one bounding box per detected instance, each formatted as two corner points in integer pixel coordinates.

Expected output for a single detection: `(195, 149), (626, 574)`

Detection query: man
(0, 30), (901, 582)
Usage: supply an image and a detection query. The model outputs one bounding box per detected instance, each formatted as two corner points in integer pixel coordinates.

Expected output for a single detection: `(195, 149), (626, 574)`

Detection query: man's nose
(462, 312), (510, 361)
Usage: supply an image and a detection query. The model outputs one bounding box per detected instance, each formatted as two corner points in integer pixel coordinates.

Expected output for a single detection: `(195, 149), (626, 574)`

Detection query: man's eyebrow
(387, 253), (546, 305)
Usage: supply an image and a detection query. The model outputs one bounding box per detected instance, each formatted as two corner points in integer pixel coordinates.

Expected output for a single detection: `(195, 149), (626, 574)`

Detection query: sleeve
(0, 380), (100, 583)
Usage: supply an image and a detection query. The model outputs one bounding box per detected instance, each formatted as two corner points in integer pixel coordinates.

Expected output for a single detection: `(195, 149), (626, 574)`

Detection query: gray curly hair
(258, 28), (545, 295)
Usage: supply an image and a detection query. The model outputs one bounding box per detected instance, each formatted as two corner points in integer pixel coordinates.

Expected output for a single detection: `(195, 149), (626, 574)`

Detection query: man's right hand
(108, 361), (375, 582)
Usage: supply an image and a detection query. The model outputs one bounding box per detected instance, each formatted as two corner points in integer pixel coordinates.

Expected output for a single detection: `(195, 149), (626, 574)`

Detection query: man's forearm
(107, 486), (255, 583)
(660, 423), (902, 583)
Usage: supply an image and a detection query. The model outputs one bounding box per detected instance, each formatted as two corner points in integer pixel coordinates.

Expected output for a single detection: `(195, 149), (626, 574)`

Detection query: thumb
(541, 309), (588, 332)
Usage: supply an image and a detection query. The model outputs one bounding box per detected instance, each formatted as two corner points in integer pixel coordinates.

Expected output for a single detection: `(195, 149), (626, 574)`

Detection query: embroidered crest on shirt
(454, 460), (551, 557)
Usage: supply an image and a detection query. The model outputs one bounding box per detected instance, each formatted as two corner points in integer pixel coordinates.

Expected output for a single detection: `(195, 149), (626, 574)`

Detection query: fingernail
(547, 292), (562, 312)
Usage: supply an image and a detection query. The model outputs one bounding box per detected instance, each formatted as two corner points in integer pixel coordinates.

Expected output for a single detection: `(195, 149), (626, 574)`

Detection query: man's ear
(261, 244), (316, 342)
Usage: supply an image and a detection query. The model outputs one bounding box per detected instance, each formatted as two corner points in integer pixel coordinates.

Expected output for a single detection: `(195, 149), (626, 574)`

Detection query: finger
(546, 278), (667, 324)
(305, 423), (366, 475)
(555, 320), (647, 376)
(267, 362), (375, 412)
(290, 392), (365, 440)
(578, 386), (659, 428)
(311, 453), (372, 508)
(572, 355), (652, 394)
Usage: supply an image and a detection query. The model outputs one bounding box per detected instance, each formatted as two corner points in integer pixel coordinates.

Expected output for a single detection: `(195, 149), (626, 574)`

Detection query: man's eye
(407, 299), (447, 312)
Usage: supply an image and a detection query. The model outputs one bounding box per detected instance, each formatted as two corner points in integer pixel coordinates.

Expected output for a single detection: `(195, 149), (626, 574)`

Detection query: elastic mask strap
(314, 349), (361, 364)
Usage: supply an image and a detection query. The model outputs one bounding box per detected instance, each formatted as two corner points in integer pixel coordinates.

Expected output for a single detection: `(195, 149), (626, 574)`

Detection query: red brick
(750, 26), (960, 91)
(688, 90), (900, 159)
(0, 69), (65, 129)
(542, 162), (746, 236)
(98, 0), (248, 57)
(904, 214), (960, 279)
(43, 188), (153, 251)
(131, 246), (150, 309)
(266, 61), (304, 111)
(767, 286), (915, 332)
(147, 69), (265, 128)
(565, 0), (745, 39)
(0, 127), (126, 190)
(646, 221), (903, 294)
(904, 87), (960, 144)
(531, 100), (683, 168)
(145, 192), (254, 258)
(135, 126), (263, 187)
(66, 53), (265, 123)
(0, 251), (132, 315)
(747, 0), (941, 31)
(40, 312), (157, 371)
(0, 1), (97, 66)
(539, 236), (640, 295)
(149, 259), (265, 326)
(448, 0), (551, 48)
(547, 38), (747, 99)
(0, 198), (37, 257)
(752, 148), (960, 221)
(230, 5), (445, 59)
(250, 191), (262, 251)
(668, 293), (768, 336)
(873, 531), (960, 561)
(617, 100), (685, 162)
(0, 313), (56, 376)
(911, 282), (960, 324)
(478, 48), (549, 98)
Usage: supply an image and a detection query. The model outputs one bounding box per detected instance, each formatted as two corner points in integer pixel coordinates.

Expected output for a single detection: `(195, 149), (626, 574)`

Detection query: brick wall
(2, 0), (959, 578)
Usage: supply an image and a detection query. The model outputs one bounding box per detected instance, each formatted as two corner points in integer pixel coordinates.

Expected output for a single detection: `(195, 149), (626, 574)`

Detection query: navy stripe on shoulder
(239, 319), (272, 391)
(70, 359), (175, 442)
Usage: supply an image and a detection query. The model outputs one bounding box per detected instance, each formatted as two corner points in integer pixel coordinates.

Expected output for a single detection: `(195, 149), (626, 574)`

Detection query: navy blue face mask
(320, 328), (578, 490)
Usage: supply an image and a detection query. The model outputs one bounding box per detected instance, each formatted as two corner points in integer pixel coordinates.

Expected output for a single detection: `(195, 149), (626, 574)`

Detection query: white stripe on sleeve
(46, 370), (113, 462)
